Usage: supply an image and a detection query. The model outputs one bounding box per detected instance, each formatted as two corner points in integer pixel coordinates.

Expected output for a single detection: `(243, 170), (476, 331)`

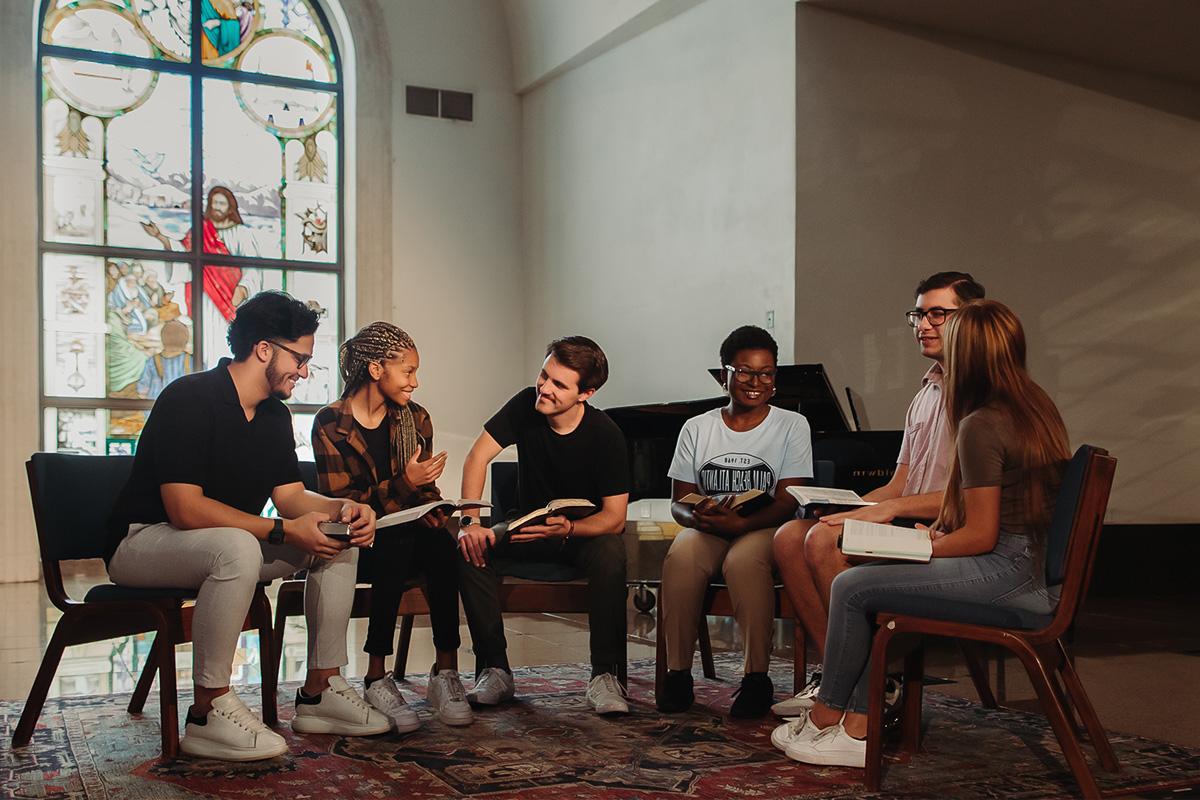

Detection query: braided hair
(339, 322), (421, 468)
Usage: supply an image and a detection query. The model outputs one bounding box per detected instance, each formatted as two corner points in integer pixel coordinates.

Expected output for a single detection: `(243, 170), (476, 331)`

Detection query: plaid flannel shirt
(311, 398), (441, 515)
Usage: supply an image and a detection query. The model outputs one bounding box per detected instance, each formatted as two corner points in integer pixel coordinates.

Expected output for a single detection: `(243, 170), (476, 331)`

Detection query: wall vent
(406, 85), (473, 122)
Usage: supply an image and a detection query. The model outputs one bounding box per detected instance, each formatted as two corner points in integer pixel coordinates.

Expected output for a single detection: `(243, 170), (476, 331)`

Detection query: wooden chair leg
(792, 621), (807, 696)
(152, 610), (180, 759)
(959, 640), (998, 708)
(11, 619), (73, 748)
(698, 618), (717, 680)
(395, 615), (415, 681)
(271, 592), (289, 684)
(252, 590), (277, 727)
(129, 634), (162, 714)
(655, 598), (668, 697)
(1055, 639), (1119, 773)
(900, 641), (924, 754)
(865, 623), (896, 792)
(1010, 638), (1101, 799)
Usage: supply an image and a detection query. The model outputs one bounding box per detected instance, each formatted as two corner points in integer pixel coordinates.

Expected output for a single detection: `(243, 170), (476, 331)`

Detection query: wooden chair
(862, 445), (1119, 798)
(14, 453), (277, 759)
(653, 459), (838, 698)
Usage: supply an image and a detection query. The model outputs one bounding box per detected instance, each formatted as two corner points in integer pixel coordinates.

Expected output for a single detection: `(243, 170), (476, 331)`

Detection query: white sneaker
(772, 667), (822, 716)
(364, 673), (421, 734)
(292, 675), (391, 736)
(586, 673), (629, 715)
(180, 690), (288, 762)
(769, 710), (817, 752)
(784, 719), (867, 768)
(426, 666), (474, 726)
(468, 667), (515, 706)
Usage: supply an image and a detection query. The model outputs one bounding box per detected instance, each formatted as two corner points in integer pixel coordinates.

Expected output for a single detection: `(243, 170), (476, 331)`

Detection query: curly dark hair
(914, 271), (986, 303)
(719, 325), (778, 367)
(227, 290), (321, 360)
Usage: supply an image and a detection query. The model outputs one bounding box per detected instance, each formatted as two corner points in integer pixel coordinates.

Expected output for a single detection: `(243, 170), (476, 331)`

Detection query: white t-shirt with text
(667, 406), (813, 496)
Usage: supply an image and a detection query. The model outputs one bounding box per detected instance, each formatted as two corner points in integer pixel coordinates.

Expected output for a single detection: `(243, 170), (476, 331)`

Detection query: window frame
(36, 0), (346, 451)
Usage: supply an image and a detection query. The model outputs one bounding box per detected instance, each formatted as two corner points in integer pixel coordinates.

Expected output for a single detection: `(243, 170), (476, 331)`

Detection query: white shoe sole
(784, 745), (865, 768)
(180, 736), (288, 761)
(467, 692), (515, 706)
(390, 715), (422, 734)
(591, 702), (629, 715)
(291, 715), (391, 736)
(436, 706), (474, 727)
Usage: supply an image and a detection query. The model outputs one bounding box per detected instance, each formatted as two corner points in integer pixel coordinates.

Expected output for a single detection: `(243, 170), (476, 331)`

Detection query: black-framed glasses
(268, 340), (314, 369)
(724, 365), (777, 385)
(905, 307), (956, 328)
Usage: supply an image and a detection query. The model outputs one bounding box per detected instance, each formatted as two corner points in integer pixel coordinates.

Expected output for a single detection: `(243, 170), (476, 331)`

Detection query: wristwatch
(460, 516), (480, 530)
(268, 517), (285, 545)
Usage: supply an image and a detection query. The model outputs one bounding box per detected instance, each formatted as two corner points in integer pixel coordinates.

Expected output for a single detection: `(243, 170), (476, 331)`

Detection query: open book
(678, 489), (771, 515)
(507, 499), (596, 531)
(838, 518), (932, 562)
(377, 499), (492, 530)
(786, 486), (875, 508)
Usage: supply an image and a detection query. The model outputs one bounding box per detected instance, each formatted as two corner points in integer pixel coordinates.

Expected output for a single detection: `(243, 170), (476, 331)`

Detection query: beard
(265, 354), (293, 400)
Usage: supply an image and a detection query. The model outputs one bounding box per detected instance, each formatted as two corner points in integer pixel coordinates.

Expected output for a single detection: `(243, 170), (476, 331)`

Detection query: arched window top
(41, 0), (338, 82)
(37, 0), (345, 458)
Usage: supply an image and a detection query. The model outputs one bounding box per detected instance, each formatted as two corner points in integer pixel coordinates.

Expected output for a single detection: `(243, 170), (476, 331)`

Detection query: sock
(296, 688), (322, 705)
(364, 675), (383, 689)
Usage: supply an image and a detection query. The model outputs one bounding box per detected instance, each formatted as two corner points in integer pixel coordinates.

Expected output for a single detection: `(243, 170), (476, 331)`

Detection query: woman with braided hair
(312, 322), (474, 731)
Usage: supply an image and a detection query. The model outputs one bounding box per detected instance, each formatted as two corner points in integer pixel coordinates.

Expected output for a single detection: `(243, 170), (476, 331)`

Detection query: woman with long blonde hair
(775, 300), (1070, 768)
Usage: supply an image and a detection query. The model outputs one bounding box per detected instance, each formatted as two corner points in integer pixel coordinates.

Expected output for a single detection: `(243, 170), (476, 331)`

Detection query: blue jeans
(817, 535), (1056, 714)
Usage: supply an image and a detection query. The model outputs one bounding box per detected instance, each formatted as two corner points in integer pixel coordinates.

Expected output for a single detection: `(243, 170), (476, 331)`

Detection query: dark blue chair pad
(864, 593), (1054, 631)
(83, 584), (197, 602)
(493, 559), (581, 582)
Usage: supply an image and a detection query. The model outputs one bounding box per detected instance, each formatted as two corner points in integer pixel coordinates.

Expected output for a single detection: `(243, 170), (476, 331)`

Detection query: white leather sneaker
(771, 667), (822, 716)
(426, 666), (474, 726)
(468, 667), (515, 706)
(180, 690), (288, 762)
(292, 675), (391, 736)
(770, 711), (816, 752)
(784, 719), (867, 768)
(364, 673), (421, 734)
(586, 673), (629, 715)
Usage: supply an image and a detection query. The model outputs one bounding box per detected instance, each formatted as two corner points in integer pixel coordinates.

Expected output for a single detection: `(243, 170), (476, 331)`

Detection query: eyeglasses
(905, 307), (956, 328)
(268, 340), (313, 368)
(724, 365), (777, 385)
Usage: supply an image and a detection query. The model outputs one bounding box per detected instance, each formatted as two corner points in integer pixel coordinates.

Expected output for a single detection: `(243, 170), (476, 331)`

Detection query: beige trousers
(659, 527), (776, 674)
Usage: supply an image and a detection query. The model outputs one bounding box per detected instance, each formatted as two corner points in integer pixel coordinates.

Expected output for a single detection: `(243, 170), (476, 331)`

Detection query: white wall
(519, 0), (797, 408)
(794, 7), (1200, 523)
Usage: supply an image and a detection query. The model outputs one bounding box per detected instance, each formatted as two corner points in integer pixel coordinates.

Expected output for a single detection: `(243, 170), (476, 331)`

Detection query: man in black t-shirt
(457, 336), (631, 714)
(107, 291), (389, 762)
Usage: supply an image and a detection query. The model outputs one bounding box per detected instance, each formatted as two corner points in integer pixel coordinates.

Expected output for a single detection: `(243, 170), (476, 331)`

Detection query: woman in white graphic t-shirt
(657, 325), (814, 718)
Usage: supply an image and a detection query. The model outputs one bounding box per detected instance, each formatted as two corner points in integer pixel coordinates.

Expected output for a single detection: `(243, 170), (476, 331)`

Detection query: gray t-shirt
(957, 406), (1060, 541)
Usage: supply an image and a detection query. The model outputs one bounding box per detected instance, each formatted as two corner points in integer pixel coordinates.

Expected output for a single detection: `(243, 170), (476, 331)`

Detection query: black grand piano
(605, 364), (904, 500)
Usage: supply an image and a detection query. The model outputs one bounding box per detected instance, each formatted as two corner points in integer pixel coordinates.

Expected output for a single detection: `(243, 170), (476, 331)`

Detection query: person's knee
(209, 527), (264, 581)
(773, 519), (807, 562)
(663, 529), (716, 580)
(803, 523), (841, 565)
(722, 541), (772, 586)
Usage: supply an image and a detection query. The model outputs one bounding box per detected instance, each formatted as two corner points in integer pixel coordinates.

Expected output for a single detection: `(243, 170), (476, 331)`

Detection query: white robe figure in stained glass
(142, 186), (265, 364)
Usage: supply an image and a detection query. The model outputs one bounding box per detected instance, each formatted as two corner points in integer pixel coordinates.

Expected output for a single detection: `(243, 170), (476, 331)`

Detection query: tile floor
(2, 561), (1197, 749)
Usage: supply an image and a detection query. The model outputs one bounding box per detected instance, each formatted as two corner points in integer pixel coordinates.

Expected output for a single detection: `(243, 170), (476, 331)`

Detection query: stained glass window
(38, 0), (344, 457)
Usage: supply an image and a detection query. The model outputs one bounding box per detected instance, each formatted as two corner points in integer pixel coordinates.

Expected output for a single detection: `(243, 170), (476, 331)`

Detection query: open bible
(377, 499), (492, 530)
(786, 486), (875, 508)
(837, 518), (932, 563)
(677, 489), (772, 515)
(506, 499), (596, 531)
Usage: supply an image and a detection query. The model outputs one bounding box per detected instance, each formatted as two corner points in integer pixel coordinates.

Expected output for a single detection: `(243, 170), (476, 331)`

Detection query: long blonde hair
(935, 301), (1070, 540)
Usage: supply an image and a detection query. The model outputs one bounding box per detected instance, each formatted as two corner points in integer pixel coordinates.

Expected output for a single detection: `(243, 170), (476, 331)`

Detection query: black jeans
(362, 522), (461, 658)
(457, 525), (628, 677)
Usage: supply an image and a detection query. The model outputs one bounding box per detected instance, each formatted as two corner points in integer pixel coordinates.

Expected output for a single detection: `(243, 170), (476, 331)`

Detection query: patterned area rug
(4, 654), (1199, 799)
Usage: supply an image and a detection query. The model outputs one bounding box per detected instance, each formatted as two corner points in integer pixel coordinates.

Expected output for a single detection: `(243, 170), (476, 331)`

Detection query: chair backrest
(299, 460), (319, 492)
(28, 453), (134, 563)
(1043, 445), (1116, 636)
(489, 461), (520, 523)
(813, 459), (836, 489)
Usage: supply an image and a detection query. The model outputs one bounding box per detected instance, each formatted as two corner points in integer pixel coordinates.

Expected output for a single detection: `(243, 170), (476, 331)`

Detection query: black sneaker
(729, 672), (774, 719)
(656, 670), (694, 713)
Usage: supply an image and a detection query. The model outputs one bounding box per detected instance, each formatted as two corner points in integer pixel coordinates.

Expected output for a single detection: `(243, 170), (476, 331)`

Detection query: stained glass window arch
(37, 0), (346, 460)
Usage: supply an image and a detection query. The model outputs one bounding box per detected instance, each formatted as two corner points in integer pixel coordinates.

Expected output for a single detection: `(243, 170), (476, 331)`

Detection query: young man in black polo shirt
(456, 336), (631, 714)
(107, 291), (389, 761)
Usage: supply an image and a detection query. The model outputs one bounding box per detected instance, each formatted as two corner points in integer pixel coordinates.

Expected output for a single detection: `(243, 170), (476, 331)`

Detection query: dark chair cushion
(84, 584), (197, 602)
(493, 559), (581, 582)
(863, 593), (1053, 631)
(30, 453), (134, 562)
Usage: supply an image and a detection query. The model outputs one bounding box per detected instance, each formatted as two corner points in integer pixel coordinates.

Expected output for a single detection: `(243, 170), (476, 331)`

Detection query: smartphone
(318, 521), (351, 541)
